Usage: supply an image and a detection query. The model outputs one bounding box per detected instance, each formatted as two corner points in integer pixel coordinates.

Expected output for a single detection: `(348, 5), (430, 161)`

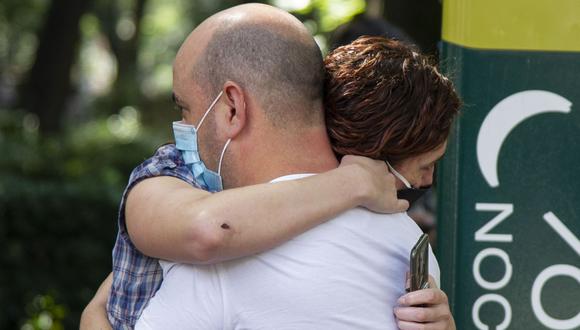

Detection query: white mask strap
(218, 138), (231, 175)
(386, 161), (412, 189)
(196, 91), (224, 130)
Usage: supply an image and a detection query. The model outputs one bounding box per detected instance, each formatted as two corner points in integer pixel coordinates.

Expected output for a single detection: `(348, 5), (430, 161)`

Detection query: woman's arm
(80, 273), (113, 330)
(126, 155), (407, 264)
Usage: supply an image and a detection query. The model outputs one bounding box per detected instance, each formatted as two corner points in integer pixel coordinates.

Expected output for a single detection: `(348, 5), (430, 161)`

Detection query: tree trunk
(20, 0), (92, 135)
(100, 0), (147, 115)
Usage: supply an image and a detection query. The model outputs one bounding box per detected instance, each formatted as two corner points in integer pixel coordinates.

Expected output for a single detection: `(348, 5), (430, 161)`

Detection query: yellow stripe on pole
(442, 0), (580, 52)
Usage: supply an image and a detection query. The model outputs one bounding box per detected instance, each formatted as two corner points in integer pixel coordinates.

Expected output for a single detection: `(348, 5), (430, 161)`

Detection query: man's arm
(80, 273), (113, 330)
(126, 155), (408, 264)
(394, 276), (456, 330)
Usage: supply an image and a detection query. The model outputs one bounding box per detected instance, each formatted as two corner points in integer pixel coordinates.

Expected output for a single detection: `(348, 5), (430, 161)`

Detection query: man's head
(324, 36), (461, 189)
(172, 4), (333, 188)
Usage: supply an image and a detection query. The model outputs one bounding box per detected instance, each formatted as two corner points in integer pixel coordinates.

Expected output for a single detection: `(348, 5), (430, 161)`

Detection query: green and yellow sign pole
(437, 1), (580, 329)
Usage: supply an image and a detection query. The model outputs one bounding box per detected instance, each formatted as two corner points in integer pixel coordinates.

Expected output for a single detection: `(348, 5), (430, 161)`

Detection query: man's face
(392, 141), (448, 190)
(171, 23), (226, 171)
(172, 46), (226, 171)
(174, 88), (224, 170)
(172, 23), (215, 126)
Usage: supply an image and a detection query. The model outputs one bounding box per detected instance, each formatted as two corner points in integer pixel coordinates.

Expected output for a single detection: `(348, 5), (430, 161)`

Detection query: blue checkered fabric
(107, 144), (202, 329)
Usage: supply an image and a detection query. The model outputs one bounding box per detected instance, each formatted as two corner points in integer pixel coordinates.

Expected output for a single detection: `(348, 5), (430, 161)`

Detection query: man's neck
(231, 126), (339, 187)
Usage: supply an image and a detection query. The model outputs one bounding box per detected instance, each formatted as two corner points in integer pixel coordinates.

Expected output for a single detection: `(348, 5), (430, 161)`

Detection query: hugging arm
(126, 155), (407, 264)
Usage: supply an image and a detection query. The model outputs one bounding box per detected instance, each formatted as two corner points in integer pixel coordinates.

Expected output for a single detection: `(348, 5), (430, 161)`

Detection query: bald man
(82, 4), (454, 330)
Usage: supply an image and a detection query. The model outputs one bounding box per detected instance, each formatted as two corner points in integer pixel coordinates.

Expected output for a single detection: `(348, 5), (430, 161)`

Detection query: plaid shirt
(107, 144), (202, 329)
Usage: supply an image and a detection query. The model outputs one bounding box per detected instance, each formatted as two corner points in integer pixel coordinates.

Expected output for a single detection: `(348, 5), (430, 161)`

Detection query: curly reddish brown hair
(324, 36), (461, 165)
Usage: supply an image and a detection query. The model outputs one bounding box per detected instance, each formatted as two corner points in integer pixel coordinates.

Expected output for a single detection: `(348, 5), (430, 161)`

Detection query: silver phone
(409, 233), (430, 292)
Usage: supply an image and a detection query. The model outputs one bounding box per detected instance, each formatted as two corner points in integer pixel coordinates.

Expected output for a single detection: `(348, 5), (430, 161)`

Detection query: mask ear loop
(217, 139), (231, 175)
(196, 91), (224, 130)
(385, 161), (413, 189)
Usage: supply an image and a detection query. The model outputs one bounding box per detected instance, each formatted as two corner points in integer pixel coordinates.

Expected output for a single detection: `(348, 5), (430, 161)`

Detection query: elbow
(80, 305), (91, 329)
(185, 209), (228, 264)
(80, 299), (107, 330)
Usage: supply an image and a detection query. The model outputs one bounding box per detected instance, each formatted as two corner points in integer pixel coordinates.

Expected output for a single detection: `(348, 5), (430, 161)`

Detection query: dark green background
(437, 42), (580, 329)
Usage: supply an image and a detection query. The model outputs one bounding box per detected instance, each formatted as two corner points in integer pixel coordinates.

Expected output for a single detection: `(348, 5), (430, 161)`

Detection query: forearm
(80, 273), (113, 330)
(80, 306), (112, 330)
(129, 157), (401, 264)
(189, 165), (366, 262)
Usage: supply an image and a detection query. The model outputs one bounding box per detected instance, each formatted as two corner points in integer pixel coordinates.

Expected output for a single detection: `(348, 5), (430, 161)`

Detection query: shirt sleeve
(117, 144), (201, 248)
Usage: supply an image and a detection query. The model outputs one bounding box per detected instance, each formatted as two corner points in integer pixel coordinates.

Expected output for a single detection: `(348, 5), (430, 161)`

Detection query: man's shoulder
(328, 208), (423, 239)
(341, 207), (412, 222)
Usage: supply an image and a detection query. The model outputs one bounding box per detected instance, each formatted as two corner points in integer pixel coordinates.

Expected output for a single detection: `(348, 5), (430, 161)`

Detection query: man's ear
(220, 81), (247, 139)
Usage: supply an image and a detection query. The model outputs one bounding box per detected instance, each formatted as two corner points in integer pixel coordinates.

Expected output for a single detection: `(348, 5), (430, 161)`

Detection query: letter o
(473, 248), (513, 290)
(472, 294), (512, 330)
(531, 264), (580, 330)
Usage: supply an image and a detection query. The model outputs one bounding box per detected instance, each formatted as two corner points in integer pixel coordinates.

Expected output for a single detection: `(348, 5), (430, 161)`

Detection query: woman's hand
(394, 276), (456, 330)
(339, 155), (409, 213)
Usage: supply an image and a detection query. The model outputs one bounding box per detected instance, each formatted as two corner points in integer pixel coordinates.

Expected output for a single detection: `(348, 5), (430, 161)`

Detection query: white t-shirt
(136, 174), (440, 330)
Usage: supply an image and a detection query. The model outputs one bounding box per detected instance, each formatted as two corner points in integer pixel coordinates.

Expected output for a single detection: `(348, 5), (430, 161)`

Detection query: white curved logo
(476, 90), (572, 188)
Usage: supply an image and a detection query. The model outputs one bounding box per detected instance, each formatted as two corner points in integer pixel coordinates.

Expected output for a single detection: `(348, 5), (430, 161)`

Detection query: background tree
(95, 0), (148, 116)
(19, 0), (93, 135)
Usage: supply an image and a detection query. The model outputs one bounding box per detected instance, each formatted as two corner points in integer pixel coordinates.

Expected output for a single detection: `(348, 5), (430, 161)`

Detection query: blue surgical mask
(173, 91), (231, 192)
(386, 161), (431, 207)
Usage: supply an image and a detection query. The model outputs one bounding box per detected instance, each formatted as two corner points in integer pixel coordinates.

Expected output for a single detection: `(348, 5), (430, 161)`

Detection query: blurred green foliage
(0, 109), (156, 328)
(21, 294), (66, 330)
